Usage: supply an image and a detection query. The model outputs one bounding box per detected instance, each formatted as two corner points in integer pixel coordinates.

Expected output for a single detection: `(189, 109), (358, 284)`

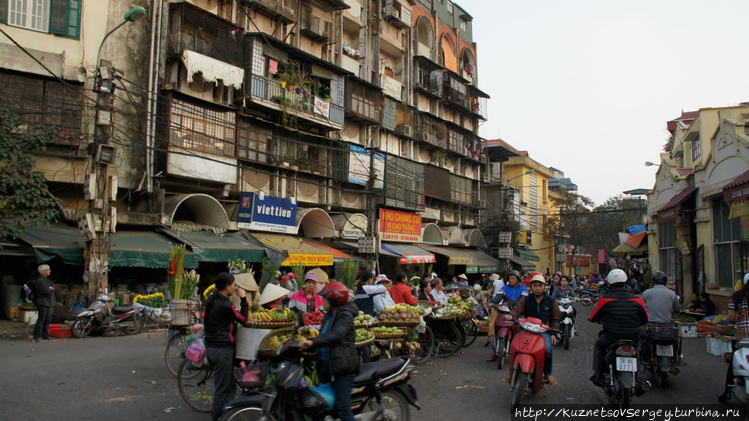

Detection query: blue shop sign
(238, 192), (298, 234)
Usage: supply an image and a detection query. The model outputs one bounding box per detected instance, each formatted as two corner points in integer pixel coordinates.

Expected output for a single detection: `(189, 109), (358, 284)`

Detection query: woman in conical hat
(259, 283), (290, 309)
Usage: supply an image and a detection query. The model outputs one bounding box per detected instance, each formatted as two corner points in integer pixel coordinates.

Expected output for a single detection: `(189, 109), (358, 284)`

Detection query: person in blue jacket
(501, 270), (528, 303)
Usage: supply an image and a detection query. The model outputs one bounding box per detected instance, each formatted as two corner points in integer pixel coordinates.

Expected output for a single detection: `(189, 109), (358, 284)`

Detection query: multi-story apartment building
(0, 0), (496, 290)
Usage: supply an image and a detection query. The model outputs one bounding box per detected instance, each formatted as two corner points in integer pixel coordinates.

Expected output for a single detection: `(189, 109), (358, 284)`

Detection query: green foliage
(341, 258), (359, 289)
(0, 103), (62, 238)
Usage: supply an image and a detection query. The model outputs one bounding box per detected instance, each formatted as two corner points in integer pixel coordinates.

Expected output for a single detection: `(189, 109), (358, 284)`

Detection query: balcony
(382, 0), (411, 29)
(341, 44), (361, 74)
(380, 74), (402, 100)
(380, 23), (404, 55)
(416, 43), (432, 59)
(249, 74), (344, 128)
(245, 0), (295, 23)
(168, 2), (242, 67)
(342, 0), (363, 25)
(300, 4), (333, 42)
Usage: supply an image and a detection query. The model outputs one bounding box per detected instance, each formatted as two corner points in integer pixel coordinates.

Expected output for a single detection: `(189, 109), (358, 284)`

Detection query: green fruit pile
(372, 326), (404, 336)
(378, 305), (420, 324)
(355, 328), (373, 343)
(354, 311), (375, 325)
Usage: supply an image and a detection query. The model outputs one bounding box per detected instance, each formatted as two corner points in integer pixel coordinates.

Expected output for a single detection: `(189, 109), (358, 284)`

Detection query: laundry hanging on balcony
(181, 50), (244, 89)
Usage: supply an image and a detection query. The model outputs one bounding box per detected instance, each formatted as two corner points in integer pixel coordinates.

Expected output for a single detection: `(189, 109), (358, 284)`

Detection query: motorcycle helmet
(607, 269), (628, 285)
(319, 282), (350, 306)
(507, 270), (521, 280)
(653, 271), (667, 284)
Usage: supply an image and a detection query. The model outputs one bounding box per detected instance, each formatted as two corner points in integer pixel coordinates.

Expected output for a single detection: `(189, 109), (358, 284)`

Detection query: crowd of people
(193, 264), (740, 420)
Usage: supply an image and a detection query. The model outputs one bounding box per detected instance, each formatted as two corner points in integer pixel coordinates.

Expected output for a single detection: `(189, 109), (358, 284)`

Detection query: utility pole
(81, 7), (147, 302)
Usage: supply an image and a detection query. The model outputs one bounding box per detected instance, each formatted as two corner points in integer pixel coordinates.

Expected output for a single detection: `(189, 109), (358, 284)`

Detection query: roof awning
(17, 225), (85, 265)
(729, 200), (749, 220)
(612, 242), (648, 257)
(657, 187), (697, 223)
(515, 248), (540, 262)
(418, 245), (473, 265)
(109, 231), (198, 268)
(381, 243), (436, 264)
(723, 169), (749, 204)
(462, 248), (499, 272)
(160, 229), (265, 263)
(249, 233), (348, 266)
(510, 255), (536, 272)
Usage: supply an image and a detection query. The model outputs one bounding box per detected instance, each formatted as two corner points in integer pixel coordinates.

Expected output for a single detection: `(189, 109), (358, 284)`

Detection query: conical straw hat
(259, 283), (290, 305)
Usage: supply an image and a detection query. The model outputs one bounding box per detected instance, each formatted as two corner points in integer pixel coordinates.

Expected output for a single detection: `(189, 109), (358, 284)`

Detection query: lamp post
(85, 6), (147, 301)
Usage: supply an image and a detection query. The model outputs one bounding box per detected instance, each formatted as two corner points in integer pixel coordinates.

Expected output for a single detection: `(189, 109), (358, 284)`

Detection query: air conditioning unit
(396, 124), (412, 138)
(310, 17), (322, 36)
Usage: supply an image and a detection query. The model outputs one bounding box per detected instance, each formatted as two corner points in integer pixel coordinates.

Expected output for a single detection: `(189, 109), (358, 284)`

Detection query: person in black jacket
(300, 282), (359, 421)
(588, 269), (648, 385)
(204, 272), (249, 421)
(33, 264), (56, 342)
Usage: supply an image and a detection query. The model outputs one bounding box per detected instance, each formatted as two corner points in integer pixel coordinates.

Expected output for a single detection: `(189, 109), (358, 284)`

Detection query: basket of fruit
(377, 305), (421, 327)
(303, 311), (324, 328)
(248, 304), (297, 328)
(354, 311), (377, 328)
(258, 327), (296, 356)
(355, 328), (375, 347)
(372, 326), (404, 339)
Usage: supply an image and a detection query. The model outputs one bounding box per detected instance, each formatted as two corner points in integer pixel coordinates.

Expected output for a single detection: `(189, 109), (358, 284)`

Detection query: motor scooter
(722, 338), (749, 403)
(557, 297), (576, 350)
(594, 339), (649, 409)
(223, 340), (420, 421)
(71, 292), (143, 338)
(493, 301), (519, 370)
(643, 325), (685, 387)
(507, 317), (556, 412)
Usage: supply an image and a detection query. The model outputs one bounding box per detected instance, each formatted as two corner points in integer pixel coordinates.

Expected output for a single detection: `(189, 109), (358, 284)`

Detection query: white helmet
(607, 269), (627, 285)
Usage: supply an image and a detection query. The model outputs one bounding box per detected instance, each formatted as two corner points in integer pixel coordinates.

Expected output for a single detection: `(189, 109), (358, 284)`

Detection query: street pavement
(0, 305), (736, 421)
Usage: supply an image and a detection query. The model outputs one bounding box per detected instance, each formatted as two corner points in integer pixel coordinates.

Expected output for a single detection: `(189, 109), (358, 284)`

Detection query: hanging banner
(378, 209), (422, 243)
(237, 192), (298, 234)
(313, 97), (330, 119)
(348, 145), (385, 188)
(598, 249), (606, 264)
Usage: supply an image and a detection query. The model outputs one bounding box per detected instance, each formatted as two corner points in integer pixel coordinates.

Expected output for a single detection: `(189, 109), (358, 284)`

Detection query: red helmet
(319, 282), (349, 306)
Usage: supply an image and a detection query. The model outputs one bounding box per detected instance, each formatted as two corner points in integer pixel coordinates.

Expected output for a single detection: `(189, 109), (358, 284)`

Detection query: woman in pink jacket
(289, 273), (323, 316)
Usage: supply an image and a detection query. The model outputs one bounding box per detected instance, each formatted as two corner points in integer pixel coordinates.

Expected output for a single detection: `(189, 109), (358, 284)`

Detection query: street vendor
(289, 273), (323, 315)
(430, 277), (449, 306)
(259, 284), (291, 309)
(390, 271), (418, 305)
(373, 275), (396, 313)
(354, 271), (387, 316)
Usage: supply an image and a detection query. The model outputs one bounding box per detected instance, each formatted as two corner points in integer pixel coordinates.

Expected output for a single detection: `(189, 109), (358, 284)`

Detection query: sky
(456, 0), (749, 206)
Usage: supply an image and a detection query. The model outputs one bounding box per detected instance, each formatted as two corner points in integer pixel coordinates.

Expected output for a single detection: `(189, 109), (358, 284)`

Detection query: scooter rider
(588, 269), (648, 386)
(641, 271), (681, 326)
(503, 274), (561, 386)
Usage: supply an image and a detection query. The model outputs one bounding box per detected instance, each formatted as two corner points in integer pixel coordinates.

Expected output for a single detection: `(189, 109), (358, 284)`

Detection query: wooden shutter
(49, 0), (80, 39)
(49, 0), (68, 34)
(0, 0), (8, 24)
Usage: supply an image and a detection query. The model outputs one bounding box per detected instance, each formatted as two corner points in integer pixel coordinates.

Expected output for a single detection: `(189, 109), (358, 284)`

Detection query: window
(658, 219), (678, 286)
(7, 0), (80, 39)
(446, 1), (453, 14)
(0, 71), (84, 145)
(712, 199), (745, 288)
(237, 124), (269, 163)
(459, 20), (466, 31)
(692, 138), (701, 162)
(169, 98), (236, 157)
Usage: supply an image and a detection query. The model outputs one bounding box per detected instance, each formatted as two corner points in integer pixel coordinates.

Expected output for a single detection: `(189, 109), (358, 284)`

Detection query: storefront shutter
(0, 0), (8, 24)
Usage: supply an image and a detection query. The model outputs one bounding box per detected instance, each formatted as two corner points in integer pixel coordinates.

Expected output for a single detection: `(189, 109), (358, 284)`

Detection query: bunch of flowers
(228, 258), (253, 273)
(133, 292), (167, 308)
(203, 284), (216, 300)
(259, 254), (283, 291)
(181, 269), (200, 299)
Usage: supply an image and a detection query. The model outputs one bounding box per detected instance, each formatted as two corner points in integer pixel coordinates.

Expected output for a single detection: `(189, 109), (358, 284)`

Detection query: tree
(549, 190), (594, 268)
(591, 195), (646, 252)
(0, 103), (62, 238)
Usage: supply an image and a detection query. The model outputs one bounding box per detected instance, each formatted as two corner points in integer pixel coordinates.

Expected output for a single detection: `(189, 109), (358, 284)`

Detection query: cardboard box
(21, 309), (38, 324)
(677, 322), (698, 338)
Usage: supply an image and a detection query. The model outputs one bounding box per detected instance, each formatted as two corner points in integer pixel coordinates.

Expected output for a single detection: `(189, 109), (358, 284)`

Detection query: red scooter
(493, 302), (519, 370)
(507, 317), (554, 412)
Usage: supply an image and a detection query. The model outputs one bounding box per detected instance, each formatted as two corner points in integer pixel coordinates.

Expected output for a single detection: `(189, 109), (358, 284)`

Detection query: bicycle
(163, 298), (203, 376)
(177, 357), (268, 413)
(428, 316), (462, 358)
(371, 324), (435, 364)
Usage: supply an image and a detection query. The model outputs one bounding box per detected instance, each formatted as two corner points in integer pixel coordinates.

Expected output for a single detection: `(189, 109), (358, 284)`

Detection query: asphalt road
(0, 305), (737, 421)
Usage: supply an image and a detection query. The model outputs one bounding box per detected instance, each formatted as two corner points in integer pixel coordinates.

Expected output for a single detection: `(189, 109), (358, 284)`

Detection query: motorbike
(223, 340), (420, 421)
(557, 297), (576, 350)
(578, 289), (600, 306)
(643, 325), (684, 387)
(493, 301), (519, 370)
(507, 317), (556, 412)
(71, 292), (144, 338)
(594, 339), (650, 409)
(722, 338), (749, 403)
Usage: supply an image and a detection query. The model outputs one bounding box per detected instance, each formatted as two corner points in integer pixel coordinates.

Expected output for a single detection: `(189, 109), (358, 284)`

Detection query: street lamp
(505, 169), (535, 183)
(96, 6), (147, 68)
(645, 161), (658, 167)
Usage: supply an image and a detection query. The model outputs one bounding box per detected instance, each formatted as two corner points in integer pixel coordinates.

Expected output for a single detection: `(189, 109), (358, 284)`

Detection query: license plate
(656, 344), (674, 357)
(616, 357), (637, 372)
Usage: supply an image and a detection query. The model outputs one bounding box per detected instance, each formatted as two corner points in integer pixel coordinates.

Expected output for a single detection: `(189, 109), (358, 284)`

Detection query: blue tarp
(625, 225), (647, 235)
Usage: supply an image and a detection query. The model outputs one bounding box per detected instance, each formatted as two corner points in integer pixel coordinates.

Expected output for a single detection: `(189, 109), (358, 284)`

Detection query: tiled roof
(724, 169), (749, 190)
(676, 168), (694, 177)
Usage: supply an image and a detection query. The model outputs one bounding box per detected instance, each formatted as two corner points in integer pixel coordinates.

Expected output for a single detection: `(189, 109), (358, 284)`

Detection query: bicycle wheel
(125, 314), (144, 335)
(165, 332), (188, 376)
(410, 326), (434, 365)
(434, 324), (461, 358)
(177, 358), (213, 413)
(455, 320), (467, 348)
(462, 319), (478, 347)
(26, 324), (34, 338)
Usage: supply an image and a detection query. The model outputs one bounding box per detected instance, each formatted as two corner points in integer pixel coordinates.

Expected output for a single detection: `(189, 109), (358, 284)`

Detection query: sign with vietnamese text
(598, 249), (606, 264)
(313, 97), (330, 119)
(341, 214), (367, 239)
(238, 192), (298, 234)
(378, 208), (422, 243)
(348, 145), (384, 189)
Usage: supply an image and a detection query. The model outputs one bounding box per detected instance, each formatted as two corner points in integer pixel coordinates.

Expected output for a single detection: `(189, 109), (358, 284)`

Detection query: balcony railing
(380, 74), (402, 100)
(250, 74), (344, 126)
